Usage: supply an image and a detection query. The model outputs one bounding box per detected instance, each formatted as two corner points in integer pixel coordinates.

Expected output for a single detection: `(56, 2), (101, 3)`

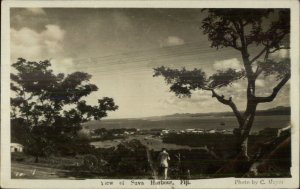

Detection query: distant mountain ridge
(99, 106), (290, 122)
(163, 106), (290, 118)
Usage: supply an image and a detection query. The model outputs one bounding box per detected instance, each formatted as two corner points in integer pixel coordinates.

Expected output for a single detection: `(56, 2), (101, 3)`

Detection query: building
(11, 143), (24, 153)
(161, 129), (170, 134)
(223, 129), (234, 135)
(185, 129), (195, 133)
(207, 129), (216, 134)
(192, 130), (203, 134)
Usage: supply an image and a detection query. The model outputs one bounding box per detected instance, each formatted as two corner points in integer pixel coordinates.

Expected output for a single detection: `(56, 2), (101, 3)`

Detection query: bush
(92, 139), (151, 176)
(83, 154), (98, 170)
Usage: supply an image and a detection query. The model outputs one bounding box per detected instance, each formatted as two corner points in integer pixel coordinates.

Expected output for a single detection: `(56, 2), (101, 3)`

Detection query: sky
(10, 8), (290, 119)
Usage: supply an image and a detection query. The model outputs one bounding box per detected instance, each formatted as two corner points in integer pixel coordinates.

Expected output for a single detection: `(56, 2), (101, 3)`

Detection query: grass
(12, 152), (83, 169)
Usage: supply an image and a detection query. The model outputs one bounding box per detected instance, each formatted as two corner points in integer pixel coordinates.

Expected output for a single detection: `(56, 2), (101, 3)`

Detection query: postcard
(1, 0), (299, 188)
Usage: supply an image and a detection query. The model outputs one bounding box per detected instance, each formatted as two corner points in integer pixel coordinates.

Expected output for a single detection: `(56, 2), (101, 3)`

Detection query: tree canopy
(11, 58), (118, 128)
(11, 58), (118, 159)
(154, 9), (290, 159)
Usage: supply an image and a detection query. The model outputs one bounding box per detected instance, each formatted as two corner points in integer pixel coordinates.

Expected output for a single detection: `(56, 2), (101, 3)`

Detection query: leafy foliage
(11, 58), (118, 127)
(208, 69), (245, 89)
(249, 9), (290, 49)
(153, 66), (245, 96)
(11, 58), (118, 160)
(11, 118), (30, 144)
(94, 139), (151, 176)
(201, 9), (289, 51)
(153, 66), (207, 97)
(202, 9), (271, 49)
(257, 58), (290, 80)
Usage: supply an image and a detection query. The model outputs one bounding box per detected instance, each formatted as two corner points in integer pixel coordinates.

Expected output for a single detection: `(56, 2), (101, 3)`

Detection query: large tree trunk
(238, 103), (257, 160)
(240, 137), (249, 160)
(216, 111), (256, 175)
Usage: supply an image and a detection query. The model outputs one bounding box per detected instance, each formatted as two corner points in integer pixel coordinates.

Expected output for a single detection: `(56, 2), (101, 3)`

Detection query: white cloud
(191, 90), (212, 101)
(160, 36), (185, 47)
(256, 79), (265, 87)
(269, 49), (290, 59)
(232, 82), (243, 89)
(213, 58), (242, 71)
(43, 25), (65, 41)
(14, 14), (25, 23)
(25, 8), (46, 15)
(160, 90), (213, 111)
(51, 58), (74, 74)
(112, 11), (132, 31)
(11, 25), (65, 61)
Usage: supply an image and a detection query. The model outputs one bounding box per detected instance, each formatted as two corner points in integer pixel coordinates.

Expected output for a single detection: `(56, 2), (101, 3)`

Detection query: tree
(153, 9), (290, 160)
(11, 58), (118, 161)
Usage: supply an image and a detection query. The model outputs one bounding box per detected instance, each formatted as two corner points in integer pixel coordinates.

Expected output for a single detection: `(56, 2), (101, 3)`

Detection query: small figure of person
(158, 148), (170, 179)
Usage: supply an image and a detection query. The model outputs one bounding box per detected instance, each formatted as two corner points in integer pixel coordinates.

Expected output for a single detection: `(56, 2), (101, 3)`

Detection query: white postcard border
(1, 1), (299, 188)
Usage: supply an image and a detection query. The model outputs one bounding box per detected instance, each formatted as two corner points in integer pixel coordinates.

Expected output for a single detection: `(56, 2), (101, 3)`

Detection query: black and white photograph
(1, 0), (299, 188)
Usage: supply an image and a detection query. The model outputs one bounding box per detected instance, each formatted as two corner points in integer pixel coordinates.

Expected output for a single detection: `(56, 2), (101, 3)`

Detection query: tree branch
(254, 65), (263, 79)
(254, 73), (290, 103)
(250, 46), (268, 64)
(250, 27), (289, 64)
(268, 46), (290, 54)
(222, 35), (241, 51)
(206, 88), (244, 125)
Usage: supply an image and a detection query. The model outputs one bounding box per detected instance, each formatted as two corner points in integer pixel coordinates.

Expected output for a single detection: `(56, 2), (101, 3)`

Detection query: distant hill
(161, 106), (290, 118)
(256, 106), (290, 116)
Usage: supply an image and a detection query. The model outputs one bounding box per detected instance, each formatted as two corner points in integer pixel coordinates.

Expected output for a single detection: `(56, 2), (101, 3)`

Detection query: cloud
(256, 79), (265, 87)
(160, 90), (213, 110)
(269, 49), (290, 59)
(10, 8), (49, 30)
(10, 24), (75, 74)
(160, 36), (185, 47)
(213, 58), (242, 70)
(51, 58), (75, 74)
(112, 11), (132, 31)
(43, 25), (65, 41)
(25, 8), (46, 15)
(11, 24), (65, 61)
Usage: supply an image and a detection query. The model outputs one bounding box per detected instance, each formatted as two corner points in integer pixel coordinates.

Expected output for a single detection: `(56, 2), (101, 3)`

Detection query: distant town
(88, 127), (235, 139)
(85, 125), (289, 144)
